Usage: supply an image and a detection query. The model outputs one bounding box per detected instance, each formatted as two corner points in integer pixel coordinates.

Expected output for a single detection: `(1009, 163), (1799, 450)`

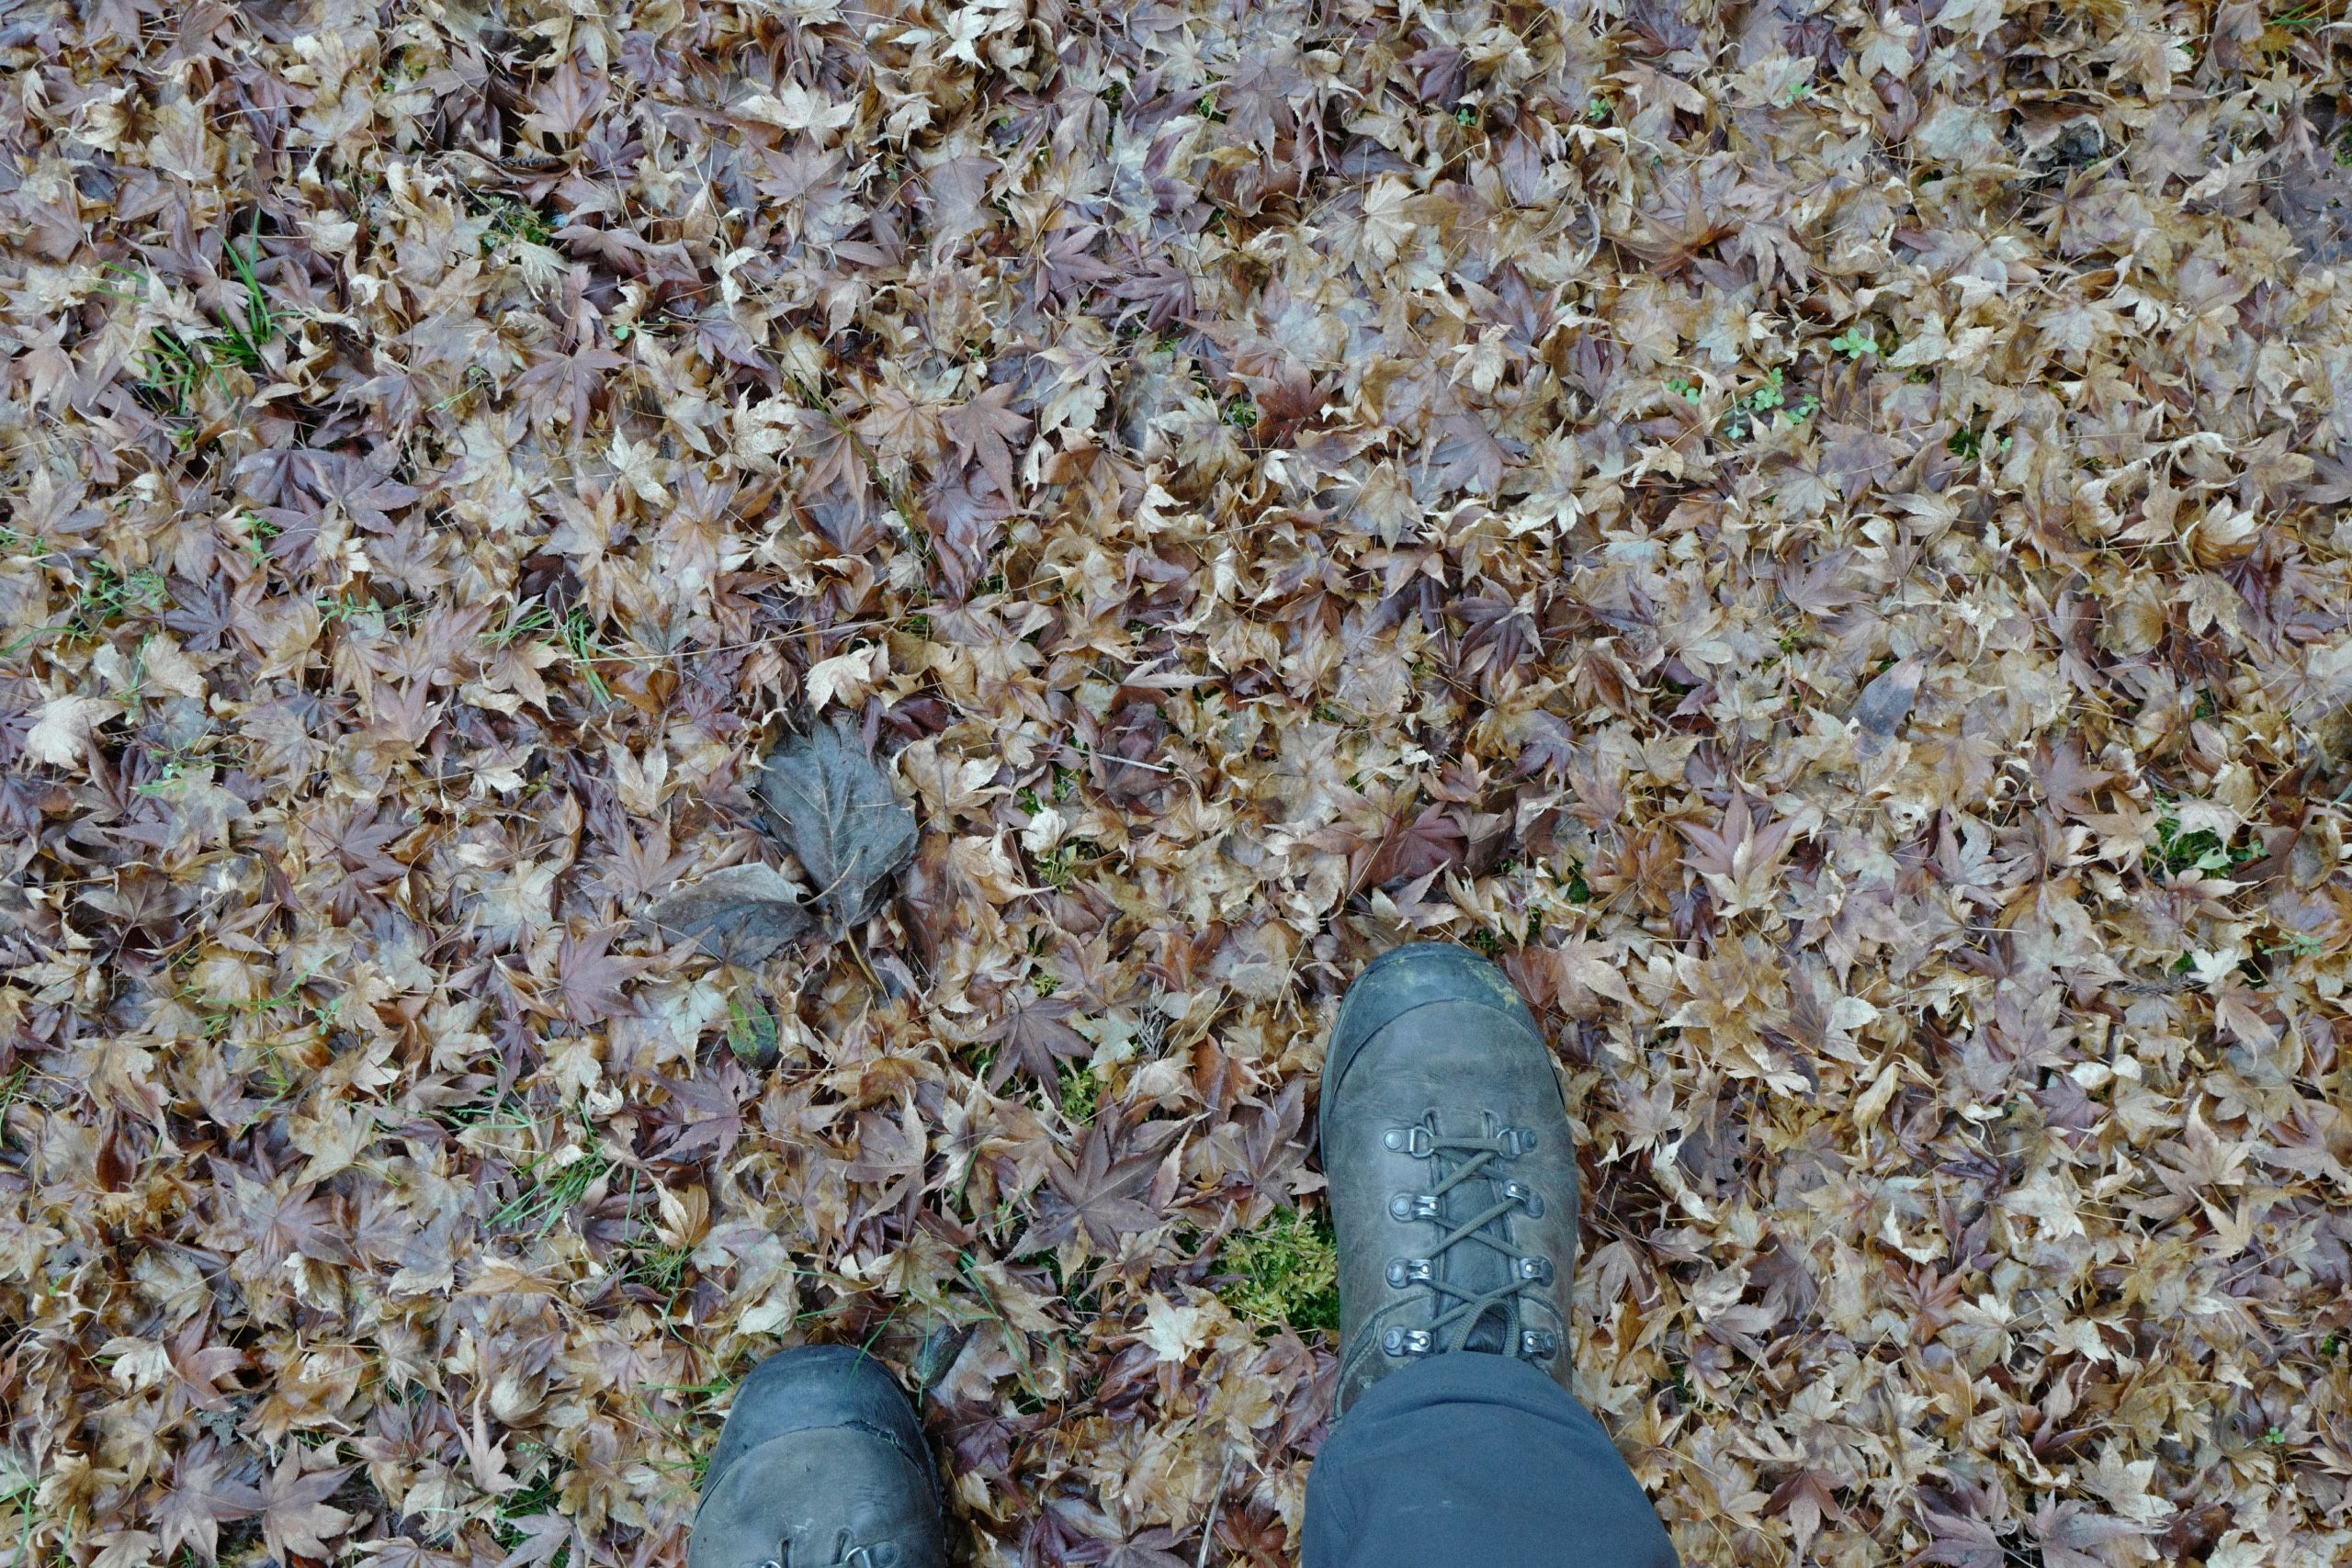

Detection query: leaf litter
(2, 3), (2351, 1568)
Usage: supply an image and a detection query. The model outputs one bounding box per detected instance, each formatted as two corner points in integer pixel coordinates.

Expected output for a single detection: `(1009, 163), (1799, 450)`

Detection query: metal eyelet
(1502, 1180), (1544, 1217)
(1520, 1328), (1559, 1358)
(1383, 1125), (1435, 1157)
(1499, 1126), (1538, 1156)
(1383, 1327), (1433, 1356)
(1514, 1256), (1554, 1284)
(1389, 1193), (1441, 1221)
(1385, 1258), (1434, 1287)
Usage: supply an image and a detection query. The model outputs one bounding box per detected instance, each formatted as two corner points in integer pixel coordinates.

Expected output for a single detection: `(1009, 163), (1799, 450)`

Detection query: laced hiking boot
(1319, 942), (1581, 1414)
(689, 1346), (946, 1568)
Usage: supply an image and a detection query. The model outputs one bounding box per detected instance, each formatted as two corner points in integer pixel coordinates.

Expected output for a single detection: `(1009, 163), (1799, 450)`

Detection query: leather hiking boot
(689, 1346), (946, 1568)
(1318, 942), (1580, 1413)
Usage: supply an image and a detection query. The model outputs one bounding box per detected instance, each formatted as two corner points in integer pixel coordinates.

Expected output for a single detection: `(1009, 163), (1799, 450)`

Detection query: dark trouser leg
(1302, 1354), (1679, 1568)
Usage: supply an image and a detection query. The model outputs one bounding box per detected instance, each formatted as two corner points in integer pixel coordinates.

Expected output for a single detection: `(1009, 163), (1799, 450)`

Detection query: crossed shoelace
(1392, 1121), (1554, 1356)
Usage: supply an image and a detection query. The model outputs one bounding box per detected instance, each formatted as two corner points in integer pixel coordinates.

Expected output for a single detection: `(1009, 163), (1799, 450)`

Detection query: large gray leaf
(756, 720), (919, 931)
(645, 862), (813, 964)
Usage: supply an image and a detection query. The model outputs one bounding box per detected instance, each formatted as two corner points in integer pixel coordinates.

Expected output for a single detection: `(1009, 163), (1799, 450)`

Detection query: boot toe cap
(705, 1346), (934, 1501)
(1320, 943), (1543, 1134)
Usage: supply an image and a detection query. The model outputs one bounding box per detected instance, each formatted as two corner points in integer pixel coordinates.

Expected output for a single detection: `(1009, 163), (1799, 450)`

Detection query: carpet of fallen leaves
(6, 2), (2352, 1566)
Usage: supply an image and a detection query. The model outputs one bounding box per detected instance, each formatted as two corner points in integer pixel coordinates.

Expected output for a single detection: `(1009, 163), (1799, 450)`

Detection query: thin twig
(1195, 1448), (1236, 1568)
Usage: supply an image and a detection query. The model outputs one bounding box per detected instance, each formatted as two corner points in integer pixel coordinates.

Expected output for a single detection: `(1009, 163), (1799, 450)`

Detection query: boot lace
(1380, 1113), (1557, 1361)
(753, 1537), (901, 1568)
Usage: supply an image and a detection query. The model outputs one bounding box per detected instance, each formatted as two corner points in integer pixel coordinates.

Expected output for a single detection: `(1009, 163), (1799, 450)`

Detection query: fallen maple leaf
(1011, 1110), (1179, 1257)
(258, 1452), (356, 1562)
(984, 990), (1092, 1089)
(151, 1441), (263, 1564)
(23, 693), (118, 771)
